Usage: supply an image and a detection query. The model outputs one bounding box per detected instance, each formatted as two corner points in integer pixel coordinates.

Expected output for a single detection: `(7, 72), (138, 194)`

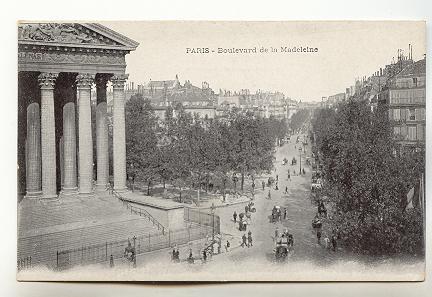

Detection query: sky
(102, 21), (425, 102)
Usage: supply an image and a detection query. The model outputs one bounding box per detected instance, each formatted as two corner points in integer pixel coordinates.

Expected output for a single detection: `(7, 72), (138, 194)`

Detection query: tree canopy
(125, 94), (286, 199)
(312, 99), (424, 255)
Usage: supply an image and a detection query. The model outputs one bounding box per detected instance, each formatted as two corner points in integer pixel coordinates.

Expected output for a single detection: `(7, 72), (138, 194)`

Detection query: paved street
(213, 133), (333, 264)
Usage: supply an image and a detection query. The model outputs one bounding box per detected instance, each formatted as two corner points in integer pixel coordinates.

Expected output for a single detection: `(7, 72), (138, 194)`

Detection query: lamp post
(210, 203), (216, 254)
(299, 146), (302, 175)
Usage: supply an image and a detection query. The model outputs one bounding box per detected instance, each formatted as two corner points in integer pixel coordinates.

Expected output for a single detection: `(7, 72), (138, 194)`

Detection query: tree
(125, 94), (160, 194)
(229, 114), (276, 191)
(313, 99), (424, 255)
(290, 109), (310, 132)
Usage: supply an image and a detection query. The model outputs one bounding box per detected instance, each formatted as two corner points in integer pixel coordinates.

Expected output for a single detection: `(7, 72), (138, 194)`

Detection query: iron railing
(17, 256), (32, 271)
(184, 207), (221, 234)
(111, 189), (166, 234)
(56, 224), (212, 270)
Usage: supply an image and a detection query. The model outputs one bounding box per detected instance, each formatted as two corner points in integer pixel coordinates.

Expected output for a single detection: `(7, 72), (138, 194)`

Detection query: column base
(79, 190), (95, 198)
(113, 187), (128, 193)
(24, 191), (42, 199)
(95, 183), (109, 192)
(61, 187), (78, 196)
(41, 193), (59, 201)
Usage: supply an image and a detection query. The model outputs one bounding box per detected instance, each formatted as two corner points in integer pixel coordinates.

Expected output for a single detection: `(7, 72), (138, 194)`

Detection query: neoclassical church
(17, 23), (139, 200)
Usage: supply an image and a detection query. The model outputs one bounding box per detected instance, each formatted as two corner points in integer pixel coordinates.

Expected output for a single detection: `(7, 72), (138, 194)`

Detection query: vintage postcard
(17, 21), (426, 281)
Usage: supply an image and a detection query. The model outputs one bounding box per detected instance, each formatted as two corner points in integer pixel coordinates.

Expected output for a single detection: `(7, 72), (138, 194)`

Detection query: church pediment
(18, 22), (139, 51)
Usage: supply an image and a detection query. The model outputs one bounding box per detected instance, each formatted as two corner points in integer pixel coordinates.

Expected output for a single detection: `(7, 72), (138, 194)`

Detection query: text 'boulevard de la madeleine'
(186, 46), (319, 54)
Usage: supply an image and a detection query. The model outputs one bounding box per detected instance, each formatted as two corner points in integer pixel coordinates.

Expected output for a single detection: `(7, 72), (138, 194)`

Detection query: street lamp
(210, 203), (216, 254)
(299, 146), (302, 174)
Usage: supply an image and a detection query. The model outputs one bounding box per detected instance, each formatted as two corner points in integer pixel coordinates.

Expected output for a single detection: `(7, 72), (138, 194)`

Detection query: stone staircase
(17, 193), (162, 268)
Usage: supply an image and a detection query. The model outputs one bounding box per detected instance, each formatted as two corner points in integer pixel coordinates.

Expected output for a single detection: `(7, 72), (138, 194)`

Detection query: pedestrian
(202, 249), (207, 262)
(288, 173), (291, 180)
(274, 227), (279, 241)
(247, 232), (253, 247)
(133, 253), (137, 268)
(245, 205), (249, 214)
(187, 250), (194, 264)
(241, 234), (247, 248)
(233, 211), (237, 223)
(109, 254), (114, 268)
(323, 235), (331, 249)
(276, 175), (279, 181)
(317, 228), (322, 244)
(302, 168), (306, 175)
(225, 240), (230, 252)
(268, 190), (271, 200)
(284, 208), (287, 220)
(285, 186), (288, 194)
(275, 182), (279, 191)
(288, 234), (294, 252)
(172, 246), (180, 262)
(331, 234), (337, 251)
(262, 181), (265, 190)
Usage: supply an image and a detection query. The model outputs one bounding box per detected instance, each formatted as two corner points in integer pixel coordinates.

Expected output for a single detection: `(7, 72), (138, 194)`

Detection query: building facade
(379, 58), (426, 147)
(18, 23), (138, 199)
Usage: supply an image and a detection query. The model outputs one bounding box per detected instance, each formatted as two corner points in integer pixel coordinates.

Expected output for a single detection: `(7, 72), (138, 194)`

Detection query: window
(417, 125), (424, 141)
(401, 125), (408, 137)
(419, 108), (425, 120)
(400, 108), (406, 120)
(393, 109), (400, 120)
(413, 77), (418, 86)
(408, 126), (417, 141)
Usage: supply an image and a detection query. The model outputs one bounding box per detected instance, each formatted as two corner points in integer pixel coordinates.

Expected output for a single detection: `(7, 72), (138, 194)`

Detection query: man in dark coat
(241, 234), (247, 248)
(247, 231), (253, 247)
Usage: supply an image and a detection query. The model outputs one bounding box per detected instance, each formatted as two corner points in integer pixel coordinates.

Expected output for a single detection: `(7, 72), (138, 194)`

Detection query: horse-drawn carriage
(267, 176), (275, 187)
(273, 232), (294, 261)
(238, 217), (248, 231)
(271, 206), (282, 223)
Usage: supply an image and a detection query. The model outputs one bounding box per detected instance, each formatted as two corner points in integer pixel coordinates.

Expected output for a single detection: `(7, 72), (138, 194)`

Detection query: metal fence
(56, 224), (212, 270)
(112, 189), (166, 233)
(184, 207), (220, 234)
(17, 256), (32, 271)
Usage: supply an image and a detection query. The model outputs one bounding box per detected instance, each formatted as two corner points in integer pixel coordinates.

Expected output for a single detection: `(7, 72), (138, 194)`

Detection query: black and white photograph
(15, 20), (426, 282)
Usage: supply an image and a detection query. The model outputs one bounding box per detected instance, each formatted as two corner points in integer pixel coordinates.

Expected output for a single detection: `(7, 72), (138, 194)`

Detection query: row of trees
(289, 108), (310, 132)
(312, 99), (424, 255)
(125, 94), (288, 201)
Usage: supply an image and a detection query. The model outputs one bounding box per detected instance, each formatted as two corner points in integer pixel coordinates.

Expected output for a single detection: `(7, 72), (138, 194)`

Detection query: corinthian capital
(111, 74), (129, 89)
(38, 72), (58, 89)
(76, 73), (95, 89)
(95, 74), (111, 89)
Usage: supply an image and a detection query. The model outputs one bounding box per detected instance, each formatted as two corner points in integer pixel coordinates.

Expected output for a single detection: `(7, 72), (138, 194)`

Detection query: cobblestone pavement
(129, 134), (338, 267)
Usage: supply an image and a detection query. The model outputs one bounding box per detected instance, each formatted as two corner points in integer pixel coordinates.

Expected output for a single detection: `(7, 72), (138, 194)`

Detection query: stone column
(59, 136), (64, 188)
(111, 74), (128, 192)
(95, 75), (110, 191)
(25, 102), (42, 198)
(62, 101), (78, 194)
(38, 73), (58, 199)
(76, 73), (95, 195)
